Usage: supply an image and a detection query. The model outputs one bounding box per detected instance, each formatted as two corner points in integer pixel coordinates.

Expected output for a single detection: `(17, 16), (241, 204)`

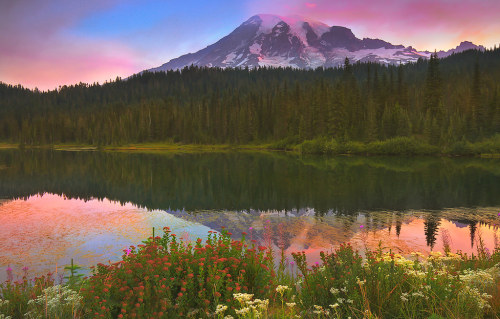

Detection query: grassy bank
(0, 144), (17, 150)
(102, 143), (274, 154)
(8, 143), (275, 154)
(3, 135), (500, 157)
(1, 227), (499, 318)
(287, 135), (500, 157)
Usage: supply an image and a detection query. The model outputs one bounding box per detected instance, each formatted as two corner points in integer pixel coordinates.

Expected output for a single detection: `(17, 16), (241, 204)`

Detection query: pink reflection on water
(1, 195), (498, 282)
(0, 194), (164, 282)
(351, 218), (499, 256)
(249, 211), (500, 268)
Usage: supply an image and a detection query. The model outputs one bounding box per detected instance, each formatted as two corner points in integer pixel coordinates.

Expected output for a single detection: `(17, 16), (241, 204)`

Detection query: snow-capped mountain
(148, 14), (485, 72)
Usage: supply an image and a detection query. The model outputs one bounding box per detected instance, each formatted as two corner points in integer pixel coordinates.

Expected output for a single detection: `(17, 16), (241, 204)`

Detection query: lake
(0, 149), (499, 282)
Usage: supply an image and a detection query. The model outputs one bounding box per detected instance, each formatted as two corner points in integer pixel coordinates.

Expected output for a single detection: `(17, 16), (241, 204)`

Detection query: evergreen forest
(1, 48), (499, 153)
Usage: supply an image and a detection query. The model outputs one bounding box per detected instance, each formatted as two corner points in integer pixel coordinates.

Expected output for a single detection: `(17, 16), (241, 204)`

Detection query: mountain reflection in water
(0, 150), (499, 282)
(0, 194), (498, 283)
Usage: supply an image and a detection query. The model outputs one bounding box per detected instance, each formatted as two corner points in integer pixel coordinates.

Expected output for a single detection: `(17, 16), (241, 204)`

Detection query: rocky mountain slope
(148, 14), (485, 71)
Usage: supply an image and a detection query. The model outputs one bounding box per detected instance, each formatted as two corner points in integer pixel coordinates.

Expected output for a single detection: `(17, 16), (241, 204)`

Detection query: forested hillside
(0, 48), (499, 149)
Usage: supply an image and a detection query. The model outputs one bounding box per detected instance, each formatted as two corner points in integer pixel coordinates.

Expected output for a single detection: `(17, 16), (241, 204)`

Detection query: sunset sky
(1, 0), (499, 90)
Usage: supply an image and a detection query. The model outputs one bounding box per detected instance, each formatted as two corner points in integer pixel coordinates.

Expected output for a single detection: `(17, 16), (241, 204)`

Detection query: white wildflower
(275, 285), (291, 295)
(330, 287), (339, 295)
(216, 304), (228, 314)
(411, 291), (425, 298)
(400, 292), (409, 302)
(254, 299), (269, 310)
(312, 304), (324, 315)
(356, 277), (366, 286)
(24, 285), (82, 319)
(235, 307), (250, 315)
(233, 293), (253, 304)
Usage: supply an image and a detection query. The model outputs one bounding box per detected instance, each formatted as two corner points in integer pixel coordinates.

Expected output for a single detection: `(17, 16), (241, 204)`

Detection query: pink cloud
(305, 3), (317, 8)
(0, 37), (140, 90)
(246, 0), (500, 51)
(0, 0), (139, 90)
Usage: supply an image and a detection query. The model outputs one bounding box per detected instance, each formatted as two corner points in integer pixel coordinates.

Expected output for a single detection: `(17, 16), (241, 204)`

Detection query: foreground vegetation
(1, 227), (499, 318)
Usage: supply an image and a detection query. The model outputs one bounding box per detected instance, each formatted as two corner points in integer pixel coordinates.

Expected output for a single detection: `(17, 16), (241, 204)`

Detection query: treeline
(0, 48), (499, 147)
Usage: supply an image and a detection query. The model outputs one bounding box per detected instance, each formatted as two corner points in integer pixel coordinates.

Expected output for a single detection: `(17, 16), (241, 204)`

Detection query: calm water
(0, 150), (499, 282)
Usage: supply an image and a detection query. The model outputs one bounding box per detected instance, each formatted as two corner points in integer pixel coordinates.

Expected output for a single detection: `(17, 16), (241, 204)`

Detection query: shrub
(80, 227), (276, 318)
(298, 138), (329, 155)
(24, 285), (83, 319)
(293, 244), (500, 318)
(269, 136), (301, 151)
(2, 228), (499, 318)
(0, 275), (54, 318)
(366, 137), (439, 155)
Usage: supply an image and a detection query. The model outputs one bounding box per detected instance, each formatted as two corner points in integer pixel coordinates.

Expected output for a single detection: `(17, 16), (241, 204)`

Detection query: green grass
(2, 135), (500, 157)
(295, 135), (500, 157)
(102, 143), (275, 154)
(1, 227), (499, 318)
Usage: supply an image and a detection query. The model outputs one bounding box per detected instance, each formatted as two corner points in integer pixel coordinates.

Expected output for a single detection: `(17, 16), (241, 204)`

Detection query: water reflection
(0, 194), (210, 283)
(0, 193), (498, 283)
(1, 150), (499, 282)
(0, 150), (499, 212)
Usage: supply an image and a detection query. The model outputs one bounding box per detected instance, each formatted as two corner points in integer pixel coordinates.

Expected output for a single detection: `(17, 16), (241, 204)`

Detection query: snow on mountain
(147, 14), (485, 72)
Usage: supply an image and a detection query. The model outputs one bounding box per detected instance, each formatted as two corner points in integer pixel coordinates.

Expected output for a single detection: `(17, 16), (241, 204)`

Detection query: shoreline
(1, 142), (499, 157)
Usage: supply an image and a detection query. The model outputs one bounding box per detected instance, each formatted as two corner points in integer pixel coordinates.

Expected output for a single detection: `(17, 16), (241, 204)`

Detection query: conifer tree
(424, 53), (442, 115)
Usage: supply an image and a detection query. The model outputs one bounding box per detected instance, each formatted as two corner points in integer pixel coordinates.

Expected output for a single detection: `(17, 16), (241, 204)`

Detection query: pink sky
(247, 0), (500, 51)
(0, 0), (141, 90)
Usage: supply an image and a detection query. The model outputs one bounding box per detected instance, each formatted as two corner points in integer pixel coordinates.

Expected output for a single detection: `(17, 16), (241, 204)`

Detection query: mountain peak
(146, 15), (485, 73)
(248, 13), (329, 28)
(456, 41), (485, 50)
(245, 14), (331, 40)
(435, 40), (485, 57)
